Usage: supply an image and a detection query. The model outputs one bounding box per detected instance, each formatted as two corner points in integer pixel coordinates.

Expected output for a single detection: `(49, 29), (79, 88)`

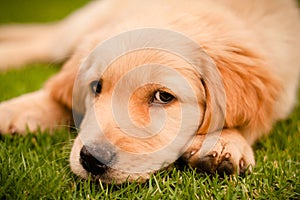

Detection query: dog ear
(198, 44), (280, 142)
(45, 53), (88, 127)
(45, 53), (82, 110)
(197, 79), (221, 135)
(196, 57), (226, 136)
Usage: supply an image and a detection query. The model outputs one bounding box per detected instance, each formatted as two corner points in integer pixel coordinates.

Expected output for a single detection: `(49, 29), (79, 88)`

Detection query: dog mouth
(78, 144), (152, 183)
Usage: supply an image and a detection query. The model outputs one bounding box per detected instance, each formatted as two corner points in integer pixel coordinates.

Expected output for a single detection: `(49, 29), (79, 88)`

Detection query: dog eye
(153, 90), (175, 104)
(90, 80), (102, 95)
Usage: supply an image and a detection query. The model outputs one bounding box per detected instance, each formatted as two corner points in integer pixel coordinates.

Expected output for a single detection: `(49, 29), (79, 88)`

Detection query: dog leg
(182, 129), (255, 175)
(0, 90), (71, 135)
(0, 27), (92, 135)
(0, 38), (59, 71)
(0, 24), (59, 41)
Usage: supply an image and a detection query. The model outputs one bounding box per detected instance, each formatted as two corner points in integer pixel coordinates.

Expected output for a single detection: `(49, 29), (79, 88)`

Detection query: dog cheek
(128, 101), (151, 128)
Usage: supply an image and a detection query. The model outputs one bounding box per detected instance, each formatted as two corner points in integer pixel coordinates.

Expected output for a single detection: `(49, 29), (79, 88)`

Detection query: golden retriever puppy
(0, 0), (299, 184)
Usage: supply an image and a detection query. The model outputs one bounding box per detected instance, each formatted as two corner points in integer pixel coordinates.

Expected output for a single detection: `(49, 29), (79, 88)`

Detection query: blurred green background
(0, 0), (89, 23)
(0, 0), (90, 101)
(0, 0), (299, 24)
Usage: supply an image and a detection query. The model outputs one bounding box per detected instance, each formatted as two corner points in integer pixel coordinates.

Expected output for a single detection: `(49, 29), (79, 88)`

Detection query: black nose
(79, 145), (114, 175)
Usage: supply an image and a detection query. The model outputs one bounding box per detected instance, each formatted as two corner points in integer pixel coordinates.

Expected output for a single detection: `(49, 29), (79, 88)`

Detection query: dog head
(69, 29), (226, 184)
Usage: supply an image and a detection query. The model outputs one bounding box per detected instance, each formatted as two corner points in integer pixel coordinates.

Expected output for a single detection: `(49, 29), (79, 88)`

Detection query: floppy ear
(197, 78), (221, 135)
(45, 54), (81, 110)
(198, 44), (280, 142)
(196, 59), (226, 136)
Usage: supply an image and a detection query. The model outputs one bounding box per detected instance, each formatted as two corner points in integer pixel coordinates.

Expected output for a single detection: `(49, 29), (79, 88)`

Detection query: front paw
(186, 129), (255, 175)
(0, 90), (71, 135)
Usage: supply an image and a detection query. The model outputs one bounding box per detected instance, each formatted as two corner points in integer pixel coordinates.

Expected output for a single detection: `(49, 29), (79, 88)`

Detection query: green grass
(0, 1), (300, 199)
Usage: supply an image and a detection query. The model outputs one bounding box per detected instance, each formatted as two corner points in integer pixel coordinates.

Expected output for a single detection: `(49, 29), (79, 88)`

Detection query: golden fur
(0, 0), (299, 183)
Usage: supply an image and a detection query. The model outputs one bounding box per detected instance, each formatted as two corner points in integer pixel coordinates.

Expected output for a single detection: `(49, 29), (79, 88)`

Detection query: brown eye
(153, 90), (175, 104)
(90, 80), (102, 95)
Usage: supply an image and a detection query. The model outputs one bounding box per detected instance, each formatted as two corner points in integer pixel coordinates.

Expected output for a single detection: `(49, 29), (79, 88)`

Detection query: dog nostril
(79, 145), (113, 175)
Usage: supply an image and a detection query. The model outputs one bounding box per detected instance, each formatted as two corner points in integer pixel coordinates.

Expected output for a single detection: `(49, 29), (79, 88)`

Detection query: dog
(0, 0), (299, 184)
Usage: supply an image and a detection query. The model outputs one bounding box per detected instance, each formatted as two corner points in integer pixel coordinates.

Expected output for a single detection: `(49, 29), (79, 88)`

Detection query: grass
(0, 1), (300, 199)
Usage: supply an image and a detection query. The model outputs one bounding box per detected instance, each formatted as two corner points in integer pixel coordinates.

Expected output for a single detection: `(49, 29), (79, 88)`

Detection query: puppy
(0, 0), (299, 184)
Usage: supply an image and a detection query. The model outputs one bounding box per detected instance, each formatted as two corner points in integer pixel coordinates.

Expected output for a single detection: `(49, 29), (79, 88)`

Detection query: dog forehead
(80, 28), (209, 83)
(103, 49), (198, 84)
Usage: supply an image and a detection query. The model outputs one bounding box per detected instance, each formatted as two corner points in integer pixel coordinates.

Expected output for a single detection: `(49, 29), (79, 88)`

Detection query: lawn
(0, 1), (299, 199)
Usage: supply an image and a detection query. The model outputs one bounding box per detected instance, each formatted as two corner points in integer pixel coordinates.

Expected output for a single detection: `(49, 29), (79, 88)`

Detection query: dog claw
(190, 150), (196, 156)
(239, 158), (245, 168)
(224, 153), (231, 159)
(239, 158), (249, 174)
(9, 125), (17, 134)
(212, 151), (218, 158)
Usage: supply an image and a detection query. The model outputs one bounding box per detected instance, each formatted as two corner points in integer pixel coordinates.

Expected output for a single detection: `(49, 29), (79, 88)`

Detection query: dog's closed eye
(90, 80), (102, 95)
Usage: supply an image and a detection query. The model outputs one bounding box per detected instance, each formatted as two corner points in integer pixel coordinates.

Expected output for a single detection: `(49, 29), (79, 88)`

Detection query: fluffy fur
(0, 0), (299, 184)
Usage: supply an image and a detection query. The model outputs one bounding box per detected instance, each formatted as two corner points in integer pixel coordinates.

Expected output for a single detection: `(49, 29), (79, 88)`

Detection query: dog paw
(0, 90), (71, 135)
(186, 129), (255, 175)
